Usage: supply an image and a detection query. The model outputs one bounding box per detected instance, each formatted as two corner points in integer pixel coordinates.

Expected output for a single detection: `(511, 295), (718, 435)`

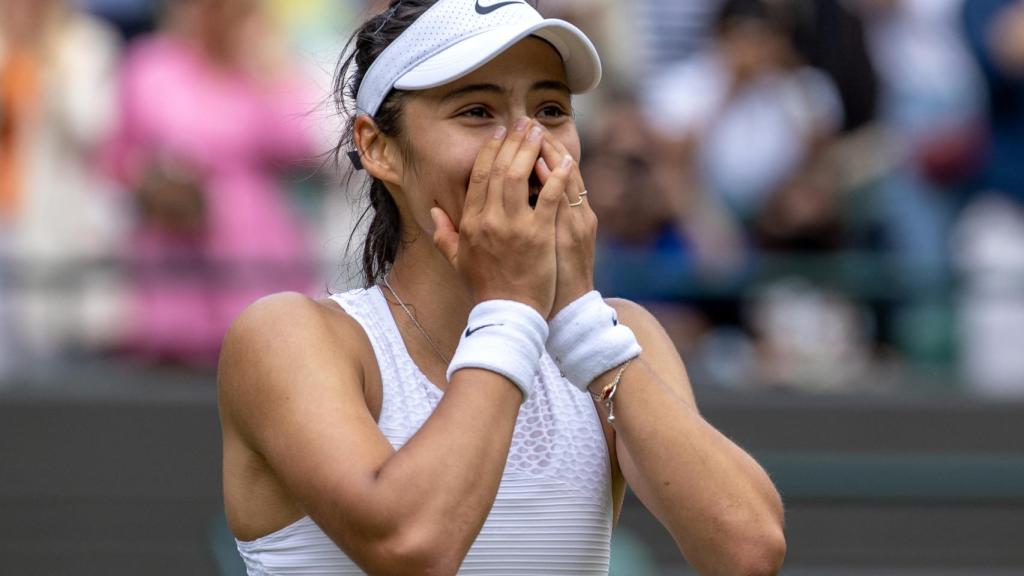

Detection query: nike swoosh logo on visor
(475, 0), (526, 15)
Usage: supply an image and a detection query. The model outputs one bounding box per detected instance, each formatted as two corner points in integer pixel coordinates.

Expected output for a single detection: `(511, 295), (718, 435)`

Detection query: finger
(504, 123), (546, 214)
(535, 157), (552, 185)
(534, 153), (574, 226)
(430, 207), (459, 265)
(541, 134), (587, 193)
(538, 139), (586, 217)
(540, 135), (589, 213)
(538, 138), (564, 182)
(485, 116), (532, 215)
(467, 125), (508, 216)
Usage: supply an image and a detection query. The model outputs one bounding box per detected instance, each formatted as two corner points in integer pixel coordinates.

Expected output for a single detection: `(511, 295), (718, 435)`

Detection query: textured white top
(235, 287), (613, 575)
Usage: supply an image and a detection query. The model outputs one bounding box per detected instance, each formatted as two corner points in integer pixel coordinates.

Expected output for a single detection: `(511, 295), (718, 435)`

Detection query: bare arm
(219, 293), (522, 576)
(535, 129), (785, 575)
(601, 299), (786, 576)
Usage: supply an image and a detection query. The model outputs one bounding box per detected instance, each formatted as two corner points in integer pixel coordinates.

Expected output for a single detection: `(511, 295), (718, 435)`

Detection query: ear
(353, 115), (403, 186)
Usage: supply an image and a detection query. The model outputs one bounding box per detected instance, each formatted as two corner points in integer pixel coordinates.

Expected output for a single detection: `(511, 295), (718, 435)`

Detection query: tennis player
(218, 1), (786, 574)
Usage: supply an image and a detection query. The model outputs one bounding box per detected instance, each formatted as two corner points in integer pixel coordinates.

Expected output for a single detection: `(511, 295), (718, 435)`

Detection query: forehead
(416, 37), (569, 100)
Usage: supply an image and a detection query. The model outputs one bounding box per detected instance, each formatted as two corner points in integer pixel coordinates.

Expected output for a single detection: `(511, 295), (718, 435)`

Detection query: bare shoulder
(604, 297), (697, 406)
(218, 291), (372, 440)
(220, 291), (361, 361)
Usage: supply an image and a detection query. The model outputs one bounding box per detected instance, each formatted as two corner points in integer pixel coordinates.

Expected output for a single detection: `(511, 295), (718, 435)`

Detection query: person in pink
(104, 0), (318, 366)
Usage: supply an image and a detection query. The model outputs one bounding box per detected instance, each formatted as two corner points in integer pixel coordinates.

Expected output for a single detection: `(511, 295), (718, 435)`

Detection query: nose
(504, 111), (534, 132)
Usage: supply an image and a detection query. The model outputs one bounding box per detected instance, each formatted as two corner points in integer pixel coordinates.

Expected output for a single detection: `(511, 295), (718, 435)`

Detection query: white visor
(355, 0), (602, 117)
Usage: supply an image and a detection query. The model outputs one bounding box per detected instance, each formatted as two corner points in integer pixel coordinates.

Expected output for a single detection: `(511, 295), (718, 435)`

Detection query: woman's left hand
(535, 134), (597, 318)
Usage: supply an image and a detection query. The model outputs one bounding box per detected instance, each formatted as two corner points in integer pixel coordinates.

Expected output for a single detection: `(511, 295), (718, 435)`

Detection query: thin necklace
(381, 274), (452, 365)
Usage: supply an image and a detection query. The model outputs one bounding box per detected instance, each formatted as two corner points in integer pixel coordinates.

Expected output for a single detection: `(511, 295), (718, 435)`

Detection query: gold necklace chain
(381, 274), (452, 365)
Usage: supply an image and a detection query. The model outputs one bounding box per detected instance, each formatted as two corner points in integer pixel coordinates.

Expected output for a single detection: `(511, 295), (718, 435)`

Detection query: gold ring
(569, 190), (588, 207)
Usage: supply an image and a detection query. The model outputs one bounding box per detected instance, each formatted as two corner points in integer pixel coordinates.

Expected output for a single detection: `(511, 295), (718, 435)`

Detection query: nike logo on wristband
(612, 315), (618, 326)
(465, 323), (504, 337)
(475, 0), (526, 15)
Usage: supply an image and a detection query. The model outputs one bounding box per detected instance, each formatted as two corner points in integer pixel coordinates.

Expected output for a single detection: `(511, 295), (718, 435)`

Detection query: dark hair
(333, 0), (439, 287)
(333, 0), (541, 287)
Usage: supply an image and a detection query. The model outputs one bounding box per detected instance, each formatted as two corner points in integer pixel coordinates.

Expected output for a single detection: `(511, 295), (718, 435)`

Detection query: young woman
(218, 1), (786, 574)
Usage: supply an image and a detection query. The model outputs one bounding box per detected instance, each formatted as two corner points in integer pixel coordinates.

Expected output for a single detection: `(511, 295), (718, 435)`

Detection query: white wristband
(547, 291), (642, 391)
(446, 300), (548, 402)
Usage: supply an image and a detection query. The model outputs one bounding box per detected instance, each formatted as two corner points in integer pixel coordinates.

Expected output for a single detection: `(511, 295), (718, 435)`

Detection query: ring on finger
(569, 190), (588, 207)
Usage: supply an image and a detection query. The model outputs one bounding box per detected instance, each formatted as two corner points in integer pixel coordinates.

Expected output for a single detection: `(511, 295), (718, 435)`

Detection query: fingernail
(493, 125), (507, 140)
(561, 154), (573, 169)
(515, 117), (530, 132)
(528, 126), (543, 142)
(537, 157), (549, 171)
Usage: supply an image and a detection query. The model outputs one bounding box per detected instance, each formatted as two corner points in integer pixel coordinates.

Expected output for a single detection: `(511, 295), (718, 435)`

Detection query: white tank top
(235, 287), (613, 575)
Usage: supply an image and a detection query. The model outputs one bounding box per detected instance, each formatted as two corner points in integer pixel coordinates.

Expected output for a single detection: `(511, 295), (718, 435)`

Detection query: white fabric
(447, 299), (548, 402)
(235, 286), (613, 574)
(546, 291), (642, 390)
(356, 0), (602, 116)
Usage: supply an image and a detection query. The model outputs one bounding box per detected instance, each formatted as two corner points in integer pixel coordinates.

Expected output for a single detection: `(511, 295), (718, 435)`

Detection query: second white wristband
(446, 300), (549, 402)
(547, 291), (642, 391)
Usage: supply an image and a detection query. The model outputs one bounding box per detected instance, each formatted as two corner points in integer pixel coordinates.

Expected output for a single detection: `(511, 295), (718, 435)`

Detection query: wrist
(546, 291), (642, 391)
(586, 364), (620, 396)
(551, 284), (594, 319)
(447, 299), (549, 402)
(472, 289), (550, 320)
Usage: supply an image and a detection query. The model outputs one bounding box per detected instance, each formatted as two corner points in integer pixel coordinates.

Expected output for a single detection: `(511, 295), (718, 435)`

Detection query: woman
(218, 1), (786, 574)
(104, 0), (317, 366)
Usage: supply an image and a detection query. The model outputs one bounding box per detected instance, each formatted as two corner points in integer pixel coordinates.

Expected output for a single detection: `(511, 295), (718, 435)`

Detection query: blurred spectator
(853, 0), (984, 367)
(103, 0), (320, 366)
(0, 0), (125, 375)
(859, 0), (984, 261)
(635, 0), (897, 389)
(957, 0), (1024, 394)
(641, 0), (843, 230)
(782, 0), (880, 133)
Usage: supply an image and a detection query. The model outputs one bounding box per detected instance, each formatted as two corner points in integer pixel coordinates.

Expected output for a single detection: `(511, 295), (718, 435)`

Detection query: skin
(219, 37), (786, 575)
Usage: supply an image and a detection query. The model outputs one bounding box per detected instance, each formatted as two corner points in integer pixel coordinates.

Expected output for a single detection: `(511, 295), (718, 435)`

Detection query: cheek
(405, 135), (484, 223)
(553, 127), (582, 162)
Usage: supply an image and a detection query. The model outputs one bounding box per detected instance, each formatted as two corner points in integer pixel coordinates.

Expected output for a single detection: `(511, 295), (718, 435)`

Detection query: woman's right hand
(431, 117), (574, 317)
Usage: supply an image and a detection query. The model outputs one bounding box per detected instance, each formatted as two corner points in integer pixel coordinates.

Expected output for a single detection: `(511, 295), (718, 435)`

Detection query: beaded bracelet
(591, 359), (633, 424)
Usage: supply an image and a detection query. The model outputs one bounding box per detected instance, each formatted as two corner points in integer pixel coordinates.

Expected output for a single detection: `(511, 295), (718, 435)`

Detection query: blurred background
(2, 0), (1023, 573)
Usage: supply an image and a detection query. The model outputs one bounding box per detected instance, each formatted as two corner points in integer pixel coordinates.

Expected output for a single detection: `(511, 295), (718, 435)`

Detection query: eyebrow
(439, 80), (571, 104)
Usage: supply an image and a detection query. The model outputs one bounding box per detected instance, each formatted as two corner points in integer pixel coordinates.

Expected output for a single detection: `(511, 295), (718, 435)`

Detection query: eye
(459, 106), (492, 119)
(537, 104), (569, 120)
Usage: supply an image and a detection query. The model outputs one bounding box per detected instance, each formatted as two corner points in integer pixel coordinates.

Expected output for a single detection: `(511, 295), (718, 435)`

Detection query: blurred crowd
(1, 0), (1023, 396)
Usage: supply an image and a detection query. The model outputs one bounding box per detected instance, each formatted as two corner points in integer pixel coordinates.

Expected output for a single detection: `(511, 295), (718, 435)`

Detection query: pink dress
(105, 36), (318, 365)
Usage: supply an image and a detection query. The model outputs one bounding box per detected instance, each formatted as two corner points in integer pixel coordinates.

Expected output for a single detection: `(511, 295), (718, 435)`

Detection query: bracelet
(546, 291), (642, 391)
(591, 359), (633, 424)
(446, 300), (549, 403)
